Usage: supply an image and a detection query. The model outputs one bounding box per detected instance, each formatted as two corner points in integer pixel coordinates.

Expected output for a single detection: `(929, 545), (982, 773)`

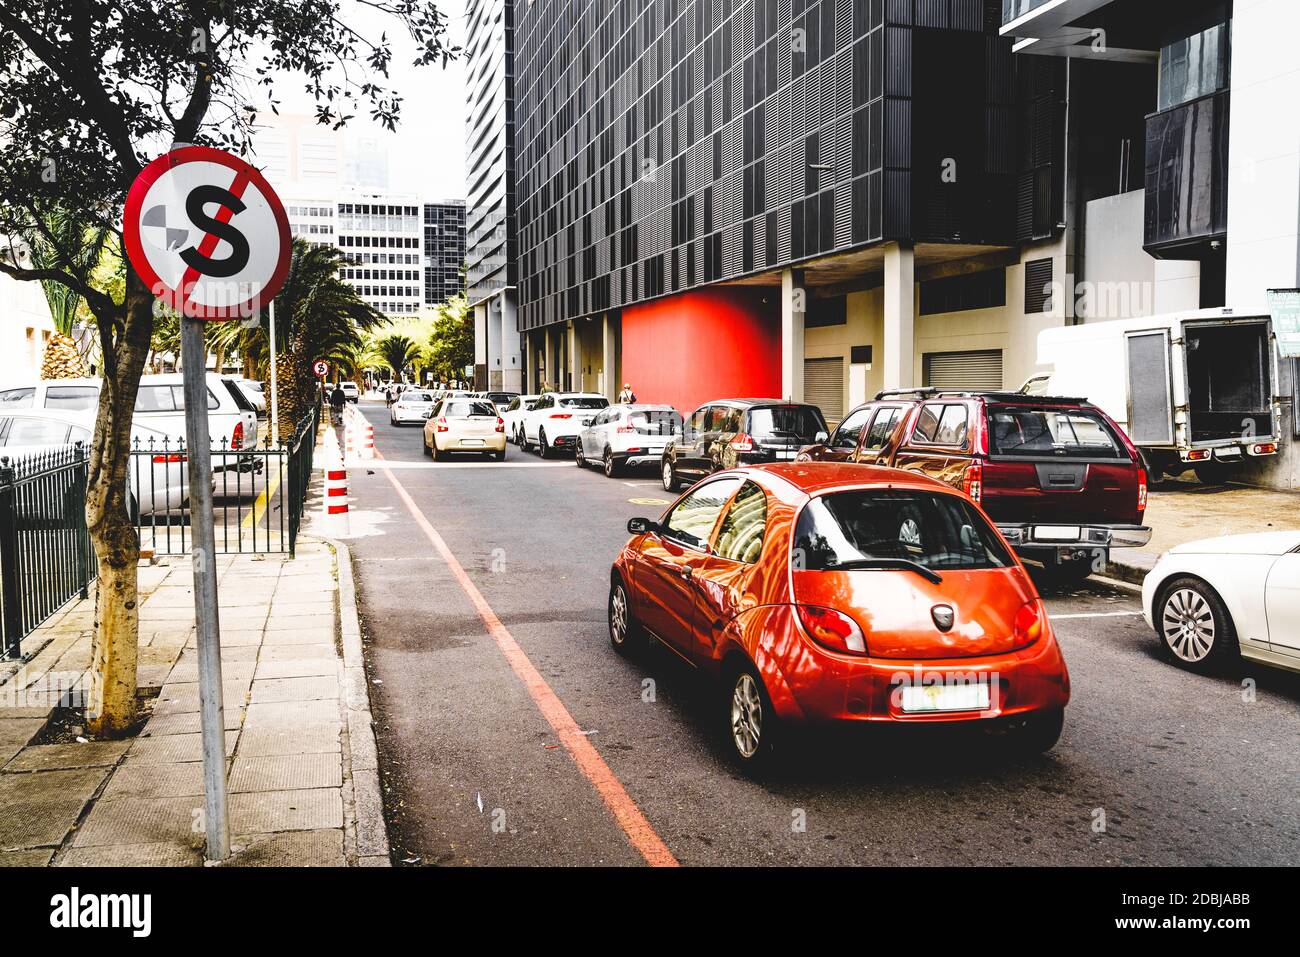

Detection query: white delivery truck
(1036, 308), (1283, 484)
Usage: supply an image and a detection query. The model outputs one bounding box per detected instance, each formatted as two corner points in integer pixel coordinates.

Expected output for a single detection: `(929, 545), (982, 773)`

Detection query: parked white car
(390, 389), (437, 425)
(576, 403), (683, 477)
(502, 394), (539, 445)
(0, 374), (258, 462)
(422, 397), (506, 461)
(340, 382), (359, 403)
(232, 378), (267, 415)
(0, 408), (197, 517)
(1142, 531), (1300, 674)
(521, 393), (609, 458)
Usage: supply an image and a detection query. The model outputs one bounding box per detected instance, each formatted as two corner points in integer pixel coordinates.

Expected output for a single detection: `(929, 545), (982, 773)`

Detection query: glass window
(830, 407), (872, 449)
(863, 407), (903, 451)
(748, 405), (827, 440)
(0, 389), (35, 409)
(1158, 22), (1231, 111)
(135, 385), (178, 413)
(793, 490), (1012, 572)
(630, 409), (682, 436)
(715, 482), (768, 563)
(559, 397), (608, 410)
(987, 406), (1127, 459)
(445, 401), (496, 417)
(912, 404), (942, 442)
(3, 416), (71, 447)
(663, 477), (743, 549)
(45, 386), (99, 411)
(934, 404), (969, 446)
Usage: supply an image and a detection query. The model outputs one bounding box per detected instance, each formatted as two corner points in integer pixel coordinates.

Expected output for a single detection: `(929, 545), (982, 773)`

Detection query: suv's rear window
(793, 490), (1012, 571)
(629, 409), (682, 435)
(748, 405), (826, 439)
(560, 397), (608, 410)
(446, 401), (497, 417)
(988, 406), (1127, 459)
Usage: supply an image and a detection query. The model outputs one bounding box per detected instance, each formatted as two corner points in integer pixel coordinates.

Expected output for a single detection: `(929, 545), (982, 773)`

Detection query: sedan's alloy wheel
(609, 584), (629, 646)
(1162, 587), (1216, 662)
(730, 672), (763, 759)
(604, 450), (615, 477)
(662, 460), (674, 491)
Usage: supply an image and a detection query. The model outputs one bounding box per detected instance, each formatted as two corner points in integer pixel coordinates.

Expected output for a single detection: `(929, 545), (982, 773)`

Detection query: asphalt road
(344, 400), (1300, 867)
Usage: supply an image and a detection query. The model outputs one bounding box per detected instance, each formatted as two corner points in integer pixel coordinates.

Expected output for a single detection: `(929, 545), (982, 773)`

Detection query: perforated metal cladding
(515, 0), (891, 331)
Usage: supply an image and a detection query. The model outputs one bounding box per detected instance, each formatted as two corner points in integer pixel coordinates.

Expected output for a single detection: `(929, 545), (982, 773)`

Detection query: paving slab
(0, 718), (48, 765)
(237, 726), (341, 757)
(143, 709), (243, 736)
(128, 730), (239, 764)
(58, 841), (202, 867)
(102, 761), (206, 800)
(261, 627), (336, 646)
(0, 849), (54, 866)
(0, 800), (94, 851)
(229, 788), (343, 833)
(259, 643), (337, 661)
(224, 829), (344, 866)
(254, 659), (337, 680)
(249, 675), (338, 704)
(71, 796), (204, 849)
(230, 753), (342, 792)
(4, 741), (129, 772)
(243, 699), (340, 729)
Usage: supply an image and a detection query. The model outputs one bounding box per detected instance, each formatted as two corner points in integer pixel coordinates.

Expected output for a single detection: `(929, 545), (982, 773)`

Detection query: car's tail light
(436, 417), (449, 433)
(550, 412), (573, 419)
(617, 424), (635, 433)
(231, 421), (244, 451)
(730, 432), (754, 452)
(152, 454), (186, 464)
(797, 605), (867, 655)
(495, 417), (505, 433)
(962, 461), (983, 503)
(1137, 468), (1148, 513)
(1013, 601), (1044, 646)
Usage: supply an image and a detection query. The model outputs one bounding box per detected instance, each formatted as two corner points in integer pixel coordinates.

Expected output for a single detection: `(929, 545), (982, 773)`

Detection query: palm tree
(210, 239), (384, 440)
(376, 333), (420, 382)
(23, 209), (109, 378)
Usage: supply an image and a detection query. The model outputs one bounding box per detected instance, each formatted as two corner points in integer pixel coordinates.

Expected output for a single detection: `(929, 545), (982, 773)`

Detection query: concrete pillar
(542, 325), (553, 391)
(566, 321), (578, 392)
(882, 242), (916, 391)
(498, 291), (523, 393)
(473, 301), (489, 391)
(602, 312), (619, 402)
(781, 268), (805, 401)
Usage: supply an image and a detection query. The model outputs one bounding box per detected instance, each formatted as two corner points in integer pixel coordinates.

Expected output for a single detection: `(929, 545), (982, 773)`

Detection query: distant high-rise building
(423, 201), (467, 306)
(464, 0), (521, 391)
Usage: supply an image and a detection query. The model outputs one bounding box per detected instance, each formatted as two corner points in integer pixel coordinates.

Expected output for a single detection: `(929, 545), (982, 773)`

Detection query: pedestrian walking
(330, 383), (346, 424)
(618, 382), (637, 403)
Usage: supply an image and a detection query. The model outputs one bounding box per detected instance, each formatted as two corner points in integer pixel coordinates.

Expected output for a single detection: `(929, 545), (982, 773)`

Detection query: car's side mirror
(627, 517), (659, 535)
(814, 430), (829, 444)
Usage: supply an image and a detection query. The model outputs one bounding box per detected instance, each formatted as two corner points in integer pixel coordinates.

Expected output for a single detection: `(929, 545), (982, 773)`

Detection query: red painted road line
(374, 450), (679, 867)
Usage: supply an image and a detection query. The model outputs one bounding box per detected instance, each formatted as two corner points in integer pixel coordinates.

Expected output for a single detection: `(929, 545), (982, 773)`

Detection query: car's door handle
(679, 566), (693, 579)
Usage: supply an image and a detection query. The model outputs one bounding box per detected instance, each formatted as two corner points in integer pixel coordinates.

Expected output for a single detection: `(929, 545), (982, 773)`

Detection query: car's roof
(551, 392), (607, 399)
(0, 407), (170, 439)
(730, 463), (963, 502)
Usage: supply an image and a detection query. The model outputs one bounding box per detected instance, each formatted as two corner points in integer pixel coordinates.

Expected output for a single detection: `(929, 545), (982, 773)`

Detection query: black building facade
(423, 201), (467, 305)
(516, 0), (1039, 332)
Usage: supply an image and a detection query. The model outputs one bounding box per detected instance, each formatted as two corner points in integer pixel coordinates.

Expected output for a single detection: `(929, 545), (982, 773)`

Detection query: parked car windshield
(987, 406), (1127, 459)
(560, 397), (608, 410)
(793, 490), (1012, 571)
(749, 405), (826, 439)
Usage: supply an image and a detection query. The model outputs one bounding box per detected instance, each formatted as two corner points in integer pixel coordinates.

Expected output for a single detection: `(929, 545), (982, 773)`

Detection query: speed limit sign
(124, 145), (291, 319)
(313, 360), (330, 377)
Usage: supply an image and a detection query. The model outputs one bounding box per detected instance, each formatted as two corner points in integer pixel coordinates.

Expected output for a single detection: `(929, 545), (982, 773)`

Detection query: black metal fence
(0, 446), (94, 658)
(0, 407), (320, 659)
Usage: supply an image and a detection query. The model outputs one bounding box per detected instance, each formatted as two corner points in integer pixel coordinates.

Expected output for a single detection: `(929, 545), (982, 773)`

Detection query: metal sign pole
(269, 299), (280, 442)
(180, 315), (231, 861)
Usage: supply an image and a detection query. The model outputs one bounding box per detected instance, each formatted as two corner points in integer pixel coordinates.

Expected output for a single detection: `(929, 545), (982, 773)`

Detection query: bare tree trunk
(84, 272), (152, 736)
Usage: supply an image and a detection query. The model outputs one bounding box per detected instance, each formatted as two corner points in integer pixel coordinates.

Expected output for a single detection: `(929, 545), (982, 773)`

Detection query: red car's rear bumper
(753, 608), (1071, 725)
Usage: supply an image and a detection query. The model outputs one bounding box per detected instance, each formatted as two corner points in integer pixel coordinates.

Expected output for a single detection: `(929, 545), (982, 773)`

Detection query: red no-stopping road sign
(124, 145), (291, 320)
(313, 359), (330, 377)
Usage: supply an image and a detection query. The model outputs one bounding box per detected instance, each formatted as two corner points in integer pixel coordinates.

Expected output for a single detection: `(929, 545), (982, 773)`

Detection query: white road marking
(345, 458), (571, 470)
(1050, 611), (1143, 619)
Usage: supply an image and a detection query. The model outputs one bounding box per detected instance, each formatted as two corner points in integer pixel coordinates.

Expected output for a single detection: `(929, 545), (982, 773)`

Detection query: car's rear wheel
(538, 427), (552, 459)
(1157, 576), (1238, 673)
(661, 458), (679, 492)
(608, 578), (643, 656)
(575, 442), (587, 468)
(422, 432), (432, 457)
(724, 663), (778, 772)
(517, 427), (529, 452)
(603, 448), (619, 478)
(432, 439), (445, 462)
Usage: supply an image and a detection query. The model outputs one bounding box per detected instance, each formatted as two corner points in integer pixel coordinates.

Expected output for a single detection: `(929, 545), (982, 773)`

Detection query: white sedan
(390, 390), (436, 425)
(575, 403), (682, 477)
(501, 394), (539, 445)
(1142, 531), (1300, 674)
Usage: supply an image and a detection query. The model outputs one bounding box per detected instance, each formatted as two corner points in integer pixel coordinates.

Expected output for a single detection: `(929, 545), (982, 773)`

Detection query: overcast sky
(262, 0), (470, 200)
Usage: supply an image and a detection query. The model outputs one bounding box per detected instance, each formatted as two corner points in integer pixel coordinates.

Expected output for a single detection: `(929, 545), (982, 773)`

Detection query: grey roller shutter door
(803, 356), (844, 425)
(922, 350), (1004, 391)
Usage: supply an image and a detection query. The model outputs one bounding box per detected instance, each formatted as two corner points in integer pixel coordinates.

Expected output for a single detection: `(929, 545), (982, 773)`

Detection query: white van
(0, 373), (259, 457)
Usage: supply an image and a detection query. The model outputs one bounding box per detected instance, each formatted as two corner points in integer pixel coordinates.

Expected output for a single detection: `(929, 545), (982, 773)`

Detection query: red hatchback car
(609, 463), (1071, 770)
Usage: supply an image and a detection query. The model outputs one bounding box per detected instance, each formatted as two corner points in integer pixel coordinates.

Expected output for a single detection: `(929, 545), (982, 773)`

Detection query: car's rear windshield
(629, 409), (682, 435)
(446, 401), (497, 417)
(987, 405), (1128, 460)
(486, 393), (516, 404)
(749, 405), (826, 439)
(401, 392), (433, 402)
(560, 397), (608, 409)
(793, 490), (1012, 571)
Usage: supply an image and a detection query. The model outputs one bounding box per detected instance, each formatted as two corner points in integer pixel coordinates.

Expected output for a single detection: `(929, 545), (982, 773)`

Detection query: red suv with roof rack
(798, 389), (1151, 583)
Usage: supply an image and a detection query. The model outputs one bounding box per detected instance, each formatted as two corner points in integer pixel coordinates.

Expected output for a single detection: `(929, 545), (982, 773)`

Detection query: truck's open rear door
(1124, 329), (1175, 445)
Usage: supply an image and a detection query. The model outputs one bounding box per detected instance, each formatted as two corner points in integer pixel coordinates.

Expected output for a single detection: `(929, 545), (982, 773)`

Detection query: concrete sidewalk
(1107, 476), (1300, 584)
(0, 538), (387, 867)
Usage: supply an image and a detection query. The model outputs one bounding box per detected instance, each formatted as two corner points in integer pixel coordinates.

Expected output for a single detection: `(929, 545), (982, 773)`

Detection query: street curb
(319, 535), (391, 867)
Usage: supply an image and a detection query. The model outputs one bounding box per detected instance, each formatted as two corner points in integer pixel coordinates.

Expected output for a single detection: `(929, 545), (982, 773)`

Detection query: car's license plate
(774, 449), (797, 460)
(1034, 525), (1082, 541)
(462, 438), (485, 446)
(900, 683), (990, 713)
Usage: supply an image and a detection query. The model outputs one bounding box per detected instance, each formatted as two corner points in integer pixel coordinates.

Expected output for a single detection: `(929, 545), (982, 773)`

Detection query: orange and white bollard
(321, 427), (351, 535)
(362, 420), (375, 459)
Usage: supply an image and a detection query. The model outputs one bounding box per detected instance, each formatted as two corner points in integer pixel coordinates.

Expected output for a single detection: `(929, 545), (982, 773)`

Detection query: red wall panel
(620, 288), (782, 418)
